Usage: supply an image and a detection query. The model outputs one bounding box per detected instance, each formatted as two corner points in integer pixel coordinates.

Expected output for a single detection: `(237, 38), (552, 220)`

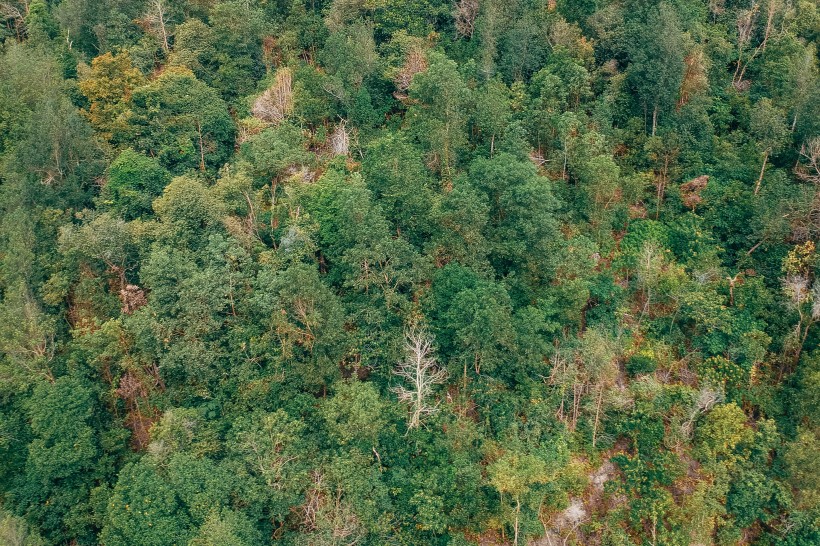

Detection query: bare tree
(393, 47), (428, 94)
(252, 67), (294, 125)
(454, 0), (480, 39)
(139, 0), (172, 53)
(733, 0), (783, 87)
(681, 385), (724, 438)
(783, 274), (819, 366)
(796, 137), (820, 185)
(0, 2), (26, 42)
(328, 122), (350, 157)
(392, 326), (448, 429)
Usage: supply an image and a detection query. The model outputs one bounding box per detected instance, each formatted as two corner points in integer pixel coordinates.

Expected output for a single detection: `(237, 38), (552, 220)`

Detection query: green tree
(11, 375), (106, 544)
(467, 153), (560, 283)
(104, 149), (171, 220)
(101, 458), (193, 546)
(624, 1), (685, 135)
(152, 175), (224, 249)
(361, 132), (436, 247)
(321, 381), (390, 453)
(750, 98), (789, 195)
(188, 509), (262, 546)
(252, 261), (348, 390)
(407, 53), (470, 178)
(488, 450), (552, 546)
(125, 68), (235, 173)
(319, 22), (379, 107)
(226, 410), (310, 524)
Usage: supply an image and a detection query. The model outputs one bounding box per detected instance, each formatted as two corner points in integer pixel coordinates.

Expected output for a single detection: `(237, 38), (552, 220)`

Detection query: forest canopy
(0, 1), (819, 545)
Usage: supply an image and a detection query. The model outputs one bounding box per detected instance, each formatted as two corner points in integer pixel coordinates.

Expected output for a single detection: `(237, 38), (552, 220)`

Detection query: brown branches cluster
(252, 67), (294, 125)
(454, 0), (479, 39)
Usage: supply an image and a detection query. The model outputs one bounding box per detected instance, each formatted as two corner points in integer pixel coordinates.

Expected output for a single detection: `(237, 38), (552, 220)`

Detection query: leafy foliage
(0, 1), (818, 545)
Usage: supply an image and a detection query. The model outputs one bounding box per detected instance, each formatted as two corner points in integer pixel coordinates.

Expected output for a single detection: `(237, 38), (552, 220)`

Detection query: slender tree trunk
(514, 496), (521, 546)
(562, 146), (568, 180)
(639, 287), (652, 327)
(571, 383), (582, 431)
(755, 150), (769, 195)
(794, 317), (815, 366)
(557, 393), (565, 424)
(592, 386), (603, 448)
(655, 154), (669, 219)
(644, 102), (648, 135)
(196, 120), (206, 172)
(462, 360), (468, 403)
(732, 52), (743, 85)
(651, 105), (658, 137)
(737, 4), (776, 85)
(156, 1), (170, 53)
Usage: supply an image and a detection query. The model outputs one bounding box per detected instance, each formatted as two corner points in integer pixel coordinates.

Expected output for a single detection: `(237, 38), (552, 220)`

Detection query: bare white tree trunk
(513, 496), (521, 546)
(153, 0), (170, 52)
(139, 0), (171, 52)
(755, 149), (769, 195)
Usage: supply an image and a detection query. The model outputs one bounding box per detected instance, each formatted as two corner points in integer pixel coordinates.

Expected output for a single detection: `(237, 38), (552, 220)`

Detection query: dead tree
(251, 67), (294, 125)
(139, 0), (172, 53)
(392, 326), (448, 429)
(454, 0), (480, 39)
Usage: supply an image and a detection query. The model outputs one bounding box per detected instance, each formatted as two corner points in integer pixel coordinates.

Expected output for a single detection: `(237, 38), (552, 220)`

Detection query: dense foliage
(1, 1), (819, 545)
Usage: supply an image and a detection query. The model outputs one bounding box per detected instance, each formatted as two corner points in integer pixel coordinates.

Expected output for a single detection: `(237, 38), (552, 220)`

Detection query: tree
(577, 327), (622, 448)
(392, 326), (448, 430)
(0, 285), (57, 386)
(466, 153), (560, 282)
(169, 19), (216, 81)
(407, 53), (470, 178)
(0, 508), (45, 546)
(78, 52), (146, 143)
(24, 0), (58, 44)
(472, 78), (512, 155)
(239, 122), (310, 185)
(227, 410), (310, 523)
(104, 149), (171, 220)
(426, 266), (516, 379)
(750, 98), (789, 195)
(361, 133), (435, 247)
(321, 381), (390, 453)
(252, 262), (348, 390)
(488, 450), (552, 546)
(624, 2), (685, 135)
(428, 178), (491, 270)
(138, 0), (172, 53)
(124, 68), (235, 173)
(188, 509), (262, 546)
(152, 175), (224, 249)
(782, 427), (820, 537)
(781, 241), (819, 366)
(732, 0), (787, 87)
(12, 375), (105, 544)
(101, 458), (193, 546)
(695, 402), (751, 466)
(319, 22), (379, 106)
(206, 1), (266, 102)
